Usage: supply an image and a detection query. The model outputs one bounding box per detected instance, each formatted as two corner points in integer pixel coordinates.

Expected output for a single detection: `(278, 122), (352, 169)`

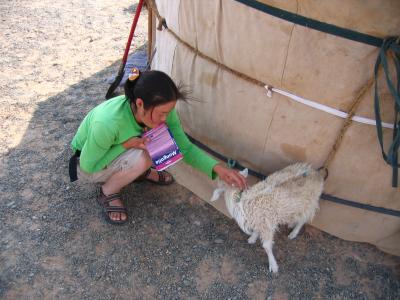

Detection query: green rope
(234, 0), (383, 47)
(374, 37), (400, 187)
(234, 191), (243, 203)
(227, 159), (237, 169)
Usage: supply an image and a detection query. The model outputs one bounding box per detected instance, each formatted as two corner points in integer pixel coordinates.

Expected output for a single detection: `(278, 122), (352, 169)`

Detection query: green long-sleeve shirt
(71, 96), (218, 178)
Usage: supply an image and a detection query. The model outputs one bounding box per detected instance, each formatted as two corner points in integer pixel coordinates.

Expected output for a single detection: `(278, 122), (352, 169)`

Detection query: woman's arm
(167, 109), (219, 179)
(167, 109), (247, 189)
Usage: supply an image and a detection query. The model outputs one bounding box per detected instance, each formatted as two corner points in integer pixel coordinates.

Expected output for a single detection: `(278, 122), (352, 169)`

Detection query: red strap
(122, 0), (145, 65)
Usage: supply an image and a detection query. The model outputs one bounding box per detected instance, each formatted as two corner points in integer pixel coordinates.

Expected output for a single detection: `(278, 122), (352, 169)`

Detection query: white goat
(211, 163), (324, 273)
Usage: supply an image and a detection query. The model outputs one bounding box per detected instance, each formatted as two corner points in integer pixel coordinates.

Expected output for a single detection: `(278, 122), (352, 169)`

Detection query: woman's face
(135, 99), (177, 128)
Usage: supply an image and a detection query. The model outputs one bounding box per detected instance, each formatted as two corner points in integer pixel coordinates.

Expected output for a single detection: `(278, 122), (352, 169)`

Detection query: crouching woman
(70, 69), (247, 225)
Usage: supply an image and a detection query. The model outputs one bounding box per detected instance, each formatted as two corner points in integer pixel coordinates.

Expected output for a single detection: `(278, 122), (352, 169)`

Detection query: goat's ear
(210, 188), (224, 202)
(239, 168), (248, 178)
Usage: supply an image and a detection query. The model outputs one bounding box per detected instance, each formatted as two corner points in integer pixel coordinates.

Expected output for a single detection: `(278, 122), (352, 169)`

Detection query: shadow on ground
(0, 55), (399, 300)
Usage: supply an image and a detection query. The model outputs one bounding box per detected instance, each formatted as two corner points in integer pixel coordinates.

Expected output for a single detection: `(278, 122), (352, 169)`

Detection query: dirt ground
(0, 1), (399, 299)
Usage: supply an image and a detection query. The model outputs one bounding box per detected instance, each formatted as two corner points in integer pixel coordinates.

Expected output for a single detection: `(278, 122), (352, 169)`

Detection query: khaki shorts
(77, 149), (145, 183)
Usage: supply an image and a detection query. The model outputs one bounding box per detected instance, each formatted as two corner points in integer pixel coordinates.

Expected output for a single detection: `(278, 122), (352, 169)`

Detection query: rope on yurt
(145, 0), (266, 89)
(146, 2), (400, 216)
(320, 76), (375, 175)
(187, 133), (400, 217)
(187, 133), (400, 218)
(145, 0), (167, 31)
(234, 0), (383, 48)
(374, 37), (400, 187)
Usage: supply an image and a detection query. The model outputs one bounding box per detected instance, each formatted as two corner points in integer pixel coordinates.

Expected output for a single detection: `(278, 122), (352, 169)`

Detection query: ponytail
(124, 68), (141, 105)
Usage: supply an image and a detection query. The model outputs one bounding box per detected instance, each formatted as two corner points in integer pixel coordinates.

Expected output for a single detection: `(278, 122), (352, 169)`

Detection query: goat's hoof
(269, 263), (279, 273)
(247, 237), (257, 244)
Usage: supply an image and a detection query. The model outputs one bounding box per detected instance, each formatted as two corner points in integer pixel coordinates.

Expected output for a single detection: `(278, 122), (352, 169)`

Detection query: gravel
(1, 1), (399, 299)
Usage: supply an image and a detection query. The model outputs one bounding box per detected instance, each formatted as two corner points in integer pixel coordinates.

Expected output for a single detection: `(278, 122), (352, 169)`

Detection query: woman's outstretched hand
(122, 136), (150, 150)
(213, 163), (248, 190)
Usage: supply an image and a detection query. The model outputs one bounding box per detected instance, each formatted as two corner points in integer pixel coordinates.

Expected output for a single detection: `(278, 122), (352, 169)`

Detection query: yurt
(144, 0), (400, 255)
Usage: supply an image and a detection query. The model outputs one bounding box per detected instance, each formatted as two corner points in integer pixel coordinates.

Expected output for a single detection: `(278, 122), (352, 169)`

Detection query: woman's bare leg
(101, 151), (152, 221)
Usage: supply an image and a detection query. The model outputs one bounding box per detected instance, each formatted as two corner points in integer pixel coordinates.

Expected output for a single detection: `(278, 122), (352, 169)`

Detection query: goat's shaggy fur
(211, 163), (324, 273)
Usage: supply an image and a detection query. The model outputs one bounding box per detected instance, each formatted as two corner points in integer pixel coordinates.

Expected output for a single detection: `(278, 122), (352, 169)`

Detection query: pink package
(143, 123), (183, 171)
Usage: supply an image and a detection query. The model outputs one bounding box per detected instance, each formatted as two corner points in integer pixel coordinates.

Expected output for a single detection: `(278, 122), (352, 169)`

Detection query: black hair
(124, 70), (187, 111)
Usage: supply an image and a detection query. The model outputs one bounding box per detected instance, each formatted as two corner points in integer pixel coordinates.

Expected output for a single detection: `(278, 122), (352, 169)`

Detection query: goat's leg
(288, 220), (306, 240)
(287, 221), (296, 229)
(262, 239), (278, 273)
(247, 231), (259, 244)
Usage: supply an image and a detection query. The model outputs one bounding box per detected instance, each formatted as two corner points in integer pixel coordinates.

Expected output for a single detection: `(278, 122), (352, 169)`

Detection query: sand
(0, 1), (399, 299)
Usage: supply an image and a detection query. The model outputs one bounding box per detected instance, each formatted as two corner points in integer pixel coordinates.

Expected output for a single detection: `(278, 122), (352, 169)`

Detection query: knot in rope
(227, 159), (237, 169)
(157, 17), (167, 31)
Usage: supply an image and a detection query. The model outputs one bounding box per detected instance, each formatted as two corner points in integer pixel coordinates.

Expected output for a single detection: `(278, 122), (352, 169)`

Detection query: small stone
(215, 239), (224, 244)
(6, 201), (15, 207)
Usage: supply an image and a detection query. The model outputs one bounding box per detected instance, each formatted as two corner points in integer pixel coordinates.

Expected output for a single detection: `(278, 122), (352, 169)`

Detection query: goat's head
(210, 168), (248, 217)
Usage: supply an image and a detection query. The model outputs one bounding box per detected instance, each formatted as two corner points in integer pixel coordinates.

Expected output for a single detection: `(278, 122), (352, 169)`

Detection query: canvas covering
(151, 0), (400, 256)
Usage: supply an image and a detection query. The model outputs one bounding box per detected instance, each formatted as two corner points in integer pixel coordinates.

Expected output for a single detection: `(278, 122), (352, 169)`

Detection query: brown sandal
(97, 188), (128, 225)
(136, 168), (174, 185)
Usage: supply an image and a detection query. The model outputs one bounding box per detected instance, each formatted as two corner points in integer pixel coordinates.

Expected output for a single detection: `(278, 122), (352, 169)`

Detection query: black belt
(69, 150), (81, 182)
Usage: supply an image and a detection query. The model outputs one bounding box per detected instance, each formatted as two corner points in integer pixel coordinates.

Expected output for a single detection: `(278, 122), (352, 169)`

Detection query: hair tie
(128, 67), (140, 81)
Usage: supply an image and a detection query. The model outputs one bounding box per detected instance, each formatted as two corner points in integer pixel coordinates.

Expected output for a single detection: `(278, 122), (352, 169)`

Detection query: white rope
(265, 86), (394, 129)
